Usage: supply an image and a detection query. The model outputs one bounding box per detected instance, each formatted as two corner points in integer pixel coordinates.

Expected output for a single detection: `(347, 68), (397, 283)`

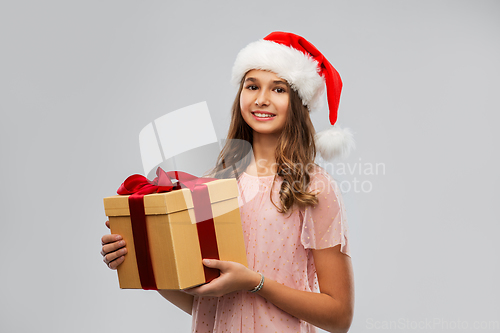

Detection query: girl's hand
(183, 259), (261, 297)
(101, 220), (127, 270)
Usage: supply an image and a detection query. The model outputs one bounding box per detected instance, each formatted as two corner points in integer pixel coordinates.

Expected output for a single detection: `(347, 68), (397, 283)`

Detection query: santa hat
(231, 31), (354, 160)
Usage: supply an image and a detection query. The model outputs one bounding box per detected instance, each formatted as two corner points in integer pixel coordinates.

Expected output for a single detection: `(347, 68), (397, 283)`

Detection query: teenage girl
(101, 31), (354, 333)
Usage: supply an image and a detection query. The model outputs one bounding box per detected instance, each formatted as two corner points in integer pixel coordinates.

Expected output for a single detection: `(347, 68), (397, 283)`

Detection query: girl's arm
(101, 221), (194, 315)
(156, 290), (194, 315)
(258, 245), (354, 332)
(186, 244), (354, 333)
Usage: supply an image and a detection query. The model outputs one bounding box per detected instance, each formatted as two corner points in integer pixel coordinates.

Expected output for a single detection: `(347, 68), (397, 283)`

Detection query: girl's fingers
(202, 259), (225, 270)
(100, 240), (126, 256)
(103, 247), (128, 265)
(101, 234), (122, 246)
(101, 222), (126, 269)
(101, 231), (126, 269)
(107, 255), (125, 270)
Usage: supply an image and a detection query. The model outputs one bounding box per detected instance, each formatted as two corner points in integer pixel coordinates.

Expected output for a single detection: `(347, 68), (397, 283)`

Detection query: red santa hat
(231, 31), (354, 160)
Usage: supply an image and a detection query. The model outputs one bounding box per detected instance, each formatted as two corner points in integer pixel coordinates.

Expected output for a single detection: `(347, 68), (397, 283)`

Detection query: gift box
(103, 173), (248, 290)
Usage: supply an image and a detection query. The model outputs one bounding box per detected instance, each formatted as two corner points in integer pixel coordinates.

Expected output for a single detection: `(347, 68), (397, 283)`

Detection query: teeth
(253, 113), (275, 118)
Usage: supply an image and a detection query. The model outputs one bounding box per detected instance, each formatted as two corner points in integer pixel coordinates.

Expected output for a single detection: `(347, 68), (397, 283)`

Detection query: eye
(274, 87), (287, 93)
(245, 85), (258, 91)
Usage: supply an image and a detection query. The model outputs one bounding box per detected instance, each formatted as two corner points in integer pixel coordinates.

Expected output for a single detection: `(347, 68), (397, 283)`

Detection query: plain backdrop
(1, 1), (499, 332)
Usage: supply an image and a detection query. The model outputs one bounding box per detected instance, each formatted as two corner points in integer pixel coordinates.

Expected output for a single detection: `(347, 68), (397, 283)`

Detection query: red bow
(117, 167), (177, 196)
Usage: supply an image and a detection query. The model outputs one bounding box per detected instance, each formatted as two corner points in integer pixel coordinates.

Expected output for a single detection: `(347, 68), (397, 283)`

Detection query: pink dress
(191, 166), (350, 333)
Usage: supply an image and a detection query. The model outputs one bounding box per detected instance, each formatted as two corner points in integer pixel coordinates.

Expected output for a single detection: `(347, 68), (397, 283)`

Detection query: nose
(255, 89), (270, 106)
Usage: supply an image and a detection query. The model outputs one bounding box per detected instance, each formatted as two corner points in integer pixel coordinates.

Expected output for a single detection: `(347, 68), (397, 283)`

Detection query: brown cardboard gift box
(103, 178), (247, 290)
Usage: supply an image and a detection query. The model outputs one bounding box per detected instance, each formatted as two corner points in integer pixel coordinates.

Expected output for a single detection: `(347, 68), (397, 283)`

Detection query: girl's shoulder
(307, 164), (330, 178)
(305, 164), (346, 203)
(306, 164), (337, 189)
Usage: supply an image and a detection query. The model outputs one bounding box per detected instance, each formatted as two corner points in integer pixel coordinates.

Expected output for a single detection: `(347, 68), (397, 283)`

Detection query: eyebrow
(244, 77), (288, 85)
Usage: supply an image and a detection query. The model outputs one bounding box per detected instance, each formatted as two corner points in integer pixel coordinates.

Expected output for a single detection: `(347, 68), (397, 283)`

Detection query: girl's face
(240, 69), (290, 136)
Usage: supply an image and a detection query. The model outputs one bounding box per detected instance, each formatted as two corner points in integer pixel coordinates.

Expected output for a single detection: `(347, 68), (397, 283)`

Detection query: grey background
(1, 1), (499, 332)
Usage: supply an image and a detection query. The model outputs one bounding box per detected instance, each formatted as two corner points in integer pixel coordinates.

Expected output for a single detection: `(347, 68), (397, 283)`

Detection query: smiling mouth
(252, 112), (276, 118)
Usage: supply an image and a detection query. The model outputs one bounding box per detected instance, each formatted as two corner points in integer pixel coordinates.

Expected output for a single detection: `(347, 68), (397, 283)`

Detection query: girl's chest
(239, 202), (311, 285)
(240, 198), (302, 240)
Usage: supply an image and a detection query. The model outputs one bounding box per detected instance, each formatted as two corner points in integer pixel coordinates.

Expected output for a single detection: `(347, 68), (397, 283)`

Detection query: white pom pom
(315, 125), (355, 160)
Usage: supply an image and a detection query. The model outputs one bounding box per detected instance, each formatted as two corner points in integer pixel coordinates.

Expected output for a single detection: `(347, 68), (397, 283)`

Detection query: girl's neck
(246, 131), (279, 177)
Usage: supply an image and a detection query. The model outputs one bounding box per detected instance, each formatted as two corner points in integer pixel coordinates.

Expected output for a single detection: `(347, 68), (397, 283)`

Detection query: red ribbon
(117, 168), (220, 290)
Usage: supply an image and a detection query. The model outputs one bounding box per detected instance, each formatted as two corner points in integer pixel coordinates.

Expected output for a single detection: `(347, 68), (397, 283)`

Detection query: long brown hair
(211, 76), (319, 213)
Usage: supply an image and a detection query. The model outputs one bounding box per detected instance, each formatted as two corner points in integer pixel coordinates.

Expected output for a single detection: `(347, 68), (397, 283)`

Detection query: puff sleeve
(300, 170), (351, 256)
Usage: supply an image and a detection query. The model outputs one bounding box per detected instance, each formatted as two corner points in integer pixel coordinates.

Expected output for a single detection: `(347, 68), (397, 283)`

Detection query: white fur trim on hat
(315, 125), (355, 160)
(231, 40), (325, 111)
